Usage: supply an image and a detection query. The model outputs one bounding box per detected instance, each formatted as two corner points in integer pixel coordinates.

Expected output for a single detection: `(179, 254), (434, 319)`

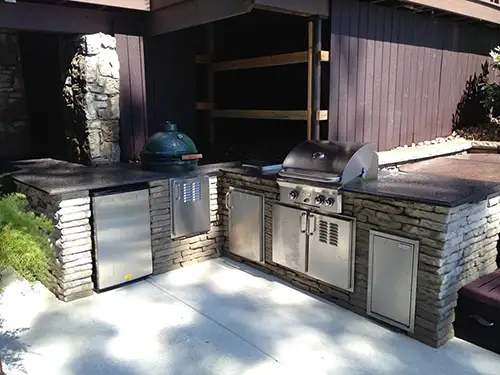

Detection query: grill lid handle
(312, 152), (325, 160)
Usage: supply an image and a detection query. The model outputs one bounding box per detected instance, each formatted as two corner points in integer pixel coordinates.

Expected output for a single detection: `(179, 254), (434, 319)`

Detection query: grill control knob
(315, 195), (325, 205)
(325, 198), (335, 207)
(289, 190), (299, 200)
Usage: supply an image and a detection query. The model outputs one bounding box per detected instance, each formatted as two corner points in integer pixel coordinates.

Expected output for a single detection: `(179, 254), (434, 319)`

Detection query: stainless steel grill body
(279, 140), (378, 185)
(271, 140), (378, 292)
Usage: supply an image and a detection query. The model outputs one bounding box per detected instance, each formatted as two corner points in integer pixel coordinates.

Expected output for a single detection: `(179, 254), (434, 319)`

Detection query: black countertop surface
(342, 170), (500, 207)
(5, 159), (240, 196)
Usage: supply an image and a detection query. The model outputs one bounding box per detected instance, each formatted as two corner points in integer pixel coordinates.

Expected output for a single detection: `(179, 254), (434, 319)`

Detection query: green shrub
(481, 47), (500, 120)
(0, 193), (54, 285)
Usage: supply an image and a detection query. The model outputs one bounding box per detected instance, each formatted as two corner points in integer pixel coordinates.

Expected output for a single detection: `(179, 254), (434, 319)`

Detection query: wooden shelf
(209, 50), (330, 72)
(209, 109), (328, 121)
(196, 102), (214, 110)
(196, 55), (211, 64)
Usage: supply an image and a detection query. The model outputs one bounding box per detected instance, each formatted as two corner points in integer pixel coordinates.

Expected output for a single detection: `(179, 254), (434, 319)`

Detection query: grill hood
(279, 140), (379, 185)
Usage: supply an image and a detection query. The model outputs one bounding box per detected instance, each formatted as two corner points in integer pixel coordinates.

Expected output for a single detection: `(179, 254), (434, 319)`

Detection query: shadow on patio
(1, 259), (499, 375)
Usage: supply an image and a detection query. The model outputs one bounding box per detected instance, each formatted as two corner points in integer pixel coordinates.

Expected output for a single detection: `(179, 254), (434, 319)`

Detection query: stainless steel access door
(272, 204), (307, 273)
(92, 189), (152, 290)
(227, 188), (264, 263)
(367, 231), (419, 332)
(170, 176), (210, 239)
(307, 213), (355, 292)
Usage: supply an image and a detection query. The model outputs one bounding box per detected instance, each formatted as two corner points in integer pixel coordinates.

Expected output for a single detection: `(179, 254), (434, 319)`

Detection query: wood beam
(211, 50), (330, 72)
(252, 0), (329, 18)
(69, 0), (151, 11)
(307, 20), (313, 140)
(0, 1), (146, 35)
(149, 0), (253, 36)
(311, 18), (322, 141)
(211, 109), (328, 121)
(150, 0), (185, 11)
(401, 0), (500, 24)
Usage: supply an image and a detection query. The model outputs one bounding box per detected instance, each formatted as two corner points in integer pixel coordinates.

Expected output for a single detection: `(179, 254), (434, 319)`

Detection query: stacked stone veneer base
(14, 183), (94, 302)
(219, 170), (500, 348)
(342, 192), (500, 347)
(149, 176), (224, 274)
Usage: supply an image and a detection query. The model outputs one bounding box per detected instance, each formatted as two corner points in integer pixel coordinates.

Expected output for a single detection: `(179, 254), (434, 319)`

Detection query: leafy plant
(480, 47), (500, 120)
(0, 193), (54, 285)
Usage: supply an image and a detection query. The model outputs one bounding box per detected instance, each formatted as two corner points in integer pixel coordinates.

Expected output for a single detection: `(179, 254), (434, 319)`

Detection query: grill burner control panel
(278, 180), (342, 214)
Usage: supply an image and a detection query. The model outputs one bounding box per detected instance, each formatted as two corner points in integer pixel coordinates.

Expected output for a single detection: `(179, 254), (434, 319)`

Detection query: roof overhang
(149, 0), (329, 36)
(0, 0), (147, 34)
(401, 0), (500, 25)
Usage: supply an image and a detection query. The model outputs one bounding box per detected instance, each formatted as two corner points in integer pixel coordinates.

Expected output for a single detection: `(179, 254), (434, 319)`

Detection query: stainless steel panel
(227, 187), (264, 263)
(170, 176), (210, 239)
(93, 189), (152, 290)
(367, 230), (419, 332)
(277, 179), (342, 214)
(307, 214), (355, 291)
(272, 204), (307, 273)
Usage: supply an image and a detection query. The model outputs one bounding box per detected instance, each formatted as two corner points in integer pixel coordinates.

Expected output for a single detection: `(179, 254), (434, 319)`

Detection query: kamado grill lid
(141, 121), (202, 172)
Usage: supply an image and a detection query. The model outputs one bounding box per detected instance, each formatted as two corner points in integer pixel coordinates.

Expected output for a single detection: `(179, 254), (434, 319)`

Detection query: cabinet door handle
(300, 212), (307, 233)
(225, 192), (231, 209)
(307, 214), (316, 236)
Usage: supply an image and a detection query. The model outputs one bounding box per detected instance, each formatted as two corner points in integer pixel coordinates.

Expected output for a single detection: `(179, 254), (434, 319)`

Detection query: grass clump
(0, 193), (54, 285)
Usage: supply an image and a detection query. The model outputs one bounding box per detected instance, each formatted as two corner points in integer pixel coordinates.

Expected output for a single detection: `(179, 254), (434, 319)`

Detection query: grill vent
(318, 220), (339, 246)
(182, 182), (202, 203)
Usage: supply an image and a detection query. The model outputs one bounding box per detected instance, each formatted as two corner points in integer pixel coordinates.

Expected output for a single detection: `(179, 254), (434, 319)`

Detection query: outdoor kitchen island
(219, 157), (500, 349)
(5, 148), (500, 350)
(6, 158), (232, 301)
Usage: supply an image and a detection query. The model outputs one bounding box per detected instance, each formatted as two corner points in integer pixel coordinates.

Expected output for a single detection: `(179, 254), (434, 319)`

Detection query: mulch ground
(454, 122), (500, 142)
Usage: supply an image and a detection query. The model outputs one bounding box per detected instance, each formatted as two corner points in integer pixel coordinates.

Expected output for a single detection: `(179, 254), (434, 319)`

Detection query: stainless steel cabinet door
(272, 204), (307, 273)
(228, 188), (264, 263)
(171, 176), (210, 239)
(367, 231), (419, 332)
(307, 214), (354, 291)
(93, 189), (152, 290)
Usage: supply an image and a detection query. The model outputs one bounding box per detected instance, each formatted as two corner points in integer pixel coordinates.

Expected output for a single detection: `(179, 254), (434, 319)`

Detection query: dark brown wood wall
(116, 34), (148, 161)
(329, 0), (500, 151)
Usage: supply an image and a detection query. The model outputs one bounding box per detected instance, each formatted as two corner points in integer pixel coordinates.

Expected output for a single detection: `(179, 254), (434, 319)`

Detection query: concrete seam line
(146, 278), (281, 364)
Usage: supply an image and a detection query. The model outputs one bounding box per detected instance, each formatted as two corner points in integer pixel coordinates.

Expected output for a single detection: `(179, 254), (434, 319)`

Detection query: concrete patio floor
(1, 258), (500, 375)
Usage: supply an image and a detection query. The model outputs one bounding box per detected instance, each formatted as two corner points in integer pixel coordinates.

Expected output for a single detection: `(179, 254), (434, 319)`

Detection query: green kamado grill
(141, 121), (202, 172)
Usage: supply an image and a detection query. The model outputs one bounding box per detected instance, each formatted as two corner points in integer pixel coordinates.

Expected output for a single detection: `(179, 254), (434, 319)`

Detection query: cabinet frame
(367, 230), (420, 333)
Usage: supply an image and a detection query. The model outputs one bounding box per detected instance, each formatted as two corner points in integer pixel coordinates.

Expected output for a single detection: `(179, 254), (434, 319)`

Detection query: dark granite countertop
(219, 166), (281, 181)
(342, 170), (500, 207)
(5, 158), (500, 206)
(5, 158), (240, 196)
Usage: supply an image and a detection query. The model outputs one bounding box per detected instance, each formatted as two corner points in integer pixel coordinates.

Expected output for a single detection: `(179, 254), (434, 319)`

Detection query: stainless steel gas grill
(272, 140), (379, 292)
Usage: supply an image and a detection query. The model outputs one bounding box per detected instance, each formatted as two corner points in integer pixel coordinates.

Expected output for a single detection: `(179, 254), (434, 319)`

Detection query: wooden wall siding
(144, 28), (197, 139)
(329, 0), (500, 151)
(116, 35), (148, 161)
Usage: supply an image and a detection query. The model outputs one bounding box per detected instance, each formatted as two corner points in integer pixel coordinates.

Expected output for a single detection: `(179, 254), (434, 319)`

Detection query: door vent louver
(318, 220), (339, 246)
(182, 182), (202, 203)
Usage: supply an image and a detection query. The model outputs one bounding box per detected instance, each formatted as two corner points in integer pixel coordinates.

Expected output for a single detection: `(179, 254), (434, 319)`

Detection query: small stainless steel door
(307, 213), (354, 291)
(367, 231), (419, 332)
(272, 204), (307, 273)
(93, 189), (152, 290)
(227, 188), (264, 263)
(171, 176), (210, 239)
